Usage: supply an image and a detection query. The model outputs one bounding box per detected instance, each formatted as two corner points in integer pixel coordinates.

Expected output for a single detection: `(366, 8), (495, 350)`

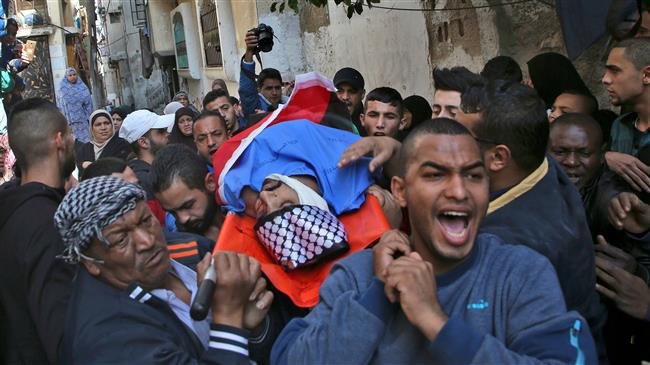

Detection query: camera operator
(239, 26), (288, 118)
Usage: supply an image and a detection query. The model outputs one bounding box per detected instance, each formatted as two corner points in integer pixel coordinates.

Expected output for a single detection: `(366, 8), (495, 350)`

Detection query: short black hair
(364, 87), (403, 117)
(257, 68), (282, 88)
(550, 113), (603, 148)
(433, 67), (484, 94)
(81, 157), (128, 181)
(473, 81), (548, 173)
(229, 96), (240, 105)
(151, 144), (209, 194)
(616, 38), (650, 69)
(558, 89), (598, 115)
(203, 89), (230, 109)
(8, 98), (68, 171)
(480, 56), (523, 83)
(194, 110), (227, 131)
(460, 83), (489, 114)
(398, 118), (475, 177)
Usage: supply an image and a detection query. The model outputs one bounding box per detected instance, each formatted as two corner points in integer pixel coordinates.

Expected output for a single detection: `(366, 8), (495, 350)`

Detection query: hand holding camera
(243, 24), (275, 63)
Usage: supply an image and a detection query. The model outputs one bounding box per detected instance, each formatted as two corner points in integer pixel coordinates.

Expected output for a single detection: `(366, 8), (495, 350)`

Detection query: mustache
(135, 247), (164, 271)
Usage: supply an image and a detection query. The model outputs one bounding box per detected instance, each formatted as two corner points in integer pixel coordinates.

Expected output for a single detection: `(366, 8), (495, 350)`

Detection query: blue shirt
(272, 233), (597, 364)
(151, 260), (210, 348)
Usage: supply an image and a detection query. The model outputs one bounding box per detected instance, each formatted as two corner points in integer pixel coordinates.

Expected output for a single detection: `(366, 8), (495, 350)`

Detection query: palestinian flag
(212, 72), (350, 205)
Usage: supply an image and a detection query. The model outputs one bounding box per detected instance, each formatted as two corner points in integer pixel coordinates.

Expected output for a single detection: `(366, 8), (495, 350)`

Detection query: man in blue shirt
(238, 29), (288, 117)
(272, 118), (597, 364)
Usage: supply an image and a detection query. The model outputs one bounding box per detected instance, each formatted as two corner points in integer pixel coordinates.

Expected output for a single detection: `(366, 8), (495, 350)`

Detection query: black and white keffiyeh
(54, 176), (145, 263)
(255, 204), (349, 270)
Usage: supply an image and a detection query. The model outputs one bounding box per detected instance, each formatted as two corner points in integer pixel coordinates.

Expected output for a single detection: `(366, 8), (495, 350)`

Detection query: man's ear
(399, 116), (408, 131)
(390, 176), (408, 208)
(204, 172), (216, 192)
(53, 131), (65, 151)
(643, 65), (650, 85)
(484, 144), (511, 173)
(359, 113), (367, 128)
(81, 258), (101, 277)
(138, 136), (149, 150)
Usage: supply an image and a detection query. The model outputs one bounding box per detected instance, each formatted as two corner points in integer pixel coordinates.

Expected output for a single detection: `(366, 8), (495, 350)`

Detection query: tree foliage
(270, 0), (382, 19)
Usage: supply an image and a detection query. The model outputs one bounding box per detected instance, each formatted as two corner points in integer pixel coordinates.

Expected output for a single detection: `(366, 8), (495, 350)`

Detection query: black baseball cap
(333, 67), (365, 91)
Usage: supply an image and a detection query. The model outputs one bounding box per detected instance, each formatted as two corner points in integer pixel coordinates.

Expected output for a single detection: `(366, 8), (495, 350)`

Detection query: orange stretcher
(213, 195), (391, 308)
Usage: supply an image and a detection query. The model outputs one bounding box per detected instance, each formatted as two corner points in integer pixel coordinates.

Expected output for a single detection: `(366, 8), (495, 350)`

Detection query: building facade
(99, 0), (609, 112)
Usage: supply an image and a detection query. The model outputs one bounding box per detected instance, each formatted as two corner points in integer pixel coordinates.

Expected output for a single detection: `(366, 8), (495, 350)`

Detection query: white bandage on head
(265, 174), (330, 213)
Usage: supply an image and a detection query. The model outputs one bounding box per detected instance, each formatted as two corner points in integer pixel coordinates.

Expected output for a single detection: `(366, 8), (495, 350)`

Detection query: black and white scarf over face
(255, 204), (349, 270)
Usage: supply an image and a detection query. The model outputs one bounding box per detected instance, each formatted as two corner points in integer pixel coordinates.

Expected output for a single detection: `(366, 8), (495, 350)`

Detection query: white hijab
(88, 109), (115, 160)
(265, 174), (330, 212)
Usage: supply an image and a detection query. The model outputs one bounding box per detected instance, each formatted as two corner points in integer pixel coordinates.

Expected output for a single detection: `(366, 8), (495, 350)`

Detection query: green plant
(270, 0), (381, 19)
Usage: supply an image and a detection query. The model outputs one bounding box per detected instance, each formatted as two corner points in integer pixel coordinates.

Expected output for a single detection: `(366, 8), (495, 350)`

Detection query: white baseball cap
(118, 110), (175, 143)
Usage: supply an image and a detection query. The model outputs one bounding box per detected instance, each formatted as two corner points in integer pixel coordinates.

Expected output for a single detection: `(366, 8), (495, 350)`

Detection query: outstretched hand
(338, 136), (401, 173)
(596, 255), (650, 320)
(594, 235), (637, 274)
(608, 192), (650, 234)
(605, 151), (650, 193)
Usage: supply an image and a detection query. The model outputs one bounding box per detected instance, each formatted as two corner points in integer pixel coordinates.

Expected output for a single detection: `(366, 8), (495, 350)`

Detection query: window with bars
(131, 0), (147, 27)
(173, 13), (188, 69)
(200, 0), (222, 67)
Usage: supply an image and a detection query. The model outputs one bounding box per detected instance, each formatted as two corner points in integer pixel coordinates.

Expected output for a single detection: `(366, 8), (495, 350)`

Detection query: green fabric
(0, 70), (14, 93)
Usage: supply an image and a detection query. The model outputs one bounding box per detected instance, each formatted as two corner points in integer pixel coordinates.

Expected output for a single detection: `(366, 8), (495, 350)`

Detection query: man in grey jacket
(272, 118), (597, 364)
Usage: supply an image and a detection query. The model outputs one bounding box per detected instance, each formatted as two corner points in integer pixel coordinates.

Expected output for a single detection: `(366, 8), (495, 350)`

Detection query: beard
(61, 145), (76, 180)
(180, 192), (219, 235)
(150, 139), (166, 155)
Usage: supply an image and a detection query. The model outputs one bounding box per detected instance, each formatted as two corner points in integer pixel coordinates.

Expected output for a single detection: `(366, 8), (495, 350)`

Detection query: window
(200, 0), (222, 67)
(109, 12), (122, 24)
(173, 13), (188, 69)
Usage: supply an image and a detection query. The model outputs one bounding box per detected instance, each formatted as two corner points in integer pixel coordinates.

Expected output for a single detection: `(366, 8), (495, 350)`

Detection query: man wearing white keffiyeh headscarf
(54, 175), (275, 364)
(54, 175), (146, 264)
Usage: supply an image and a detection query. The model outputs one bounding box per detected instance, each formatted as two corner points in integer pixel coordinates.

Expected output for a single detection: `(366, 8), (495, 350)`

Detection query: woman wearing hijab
(169, 106), (197, 151)
(396, 95), (433, 141)
(56, 67), (93, 143)
(76, 109), (131, 173)
(526, 52), (591, 109)
(172, 90), (200, 114)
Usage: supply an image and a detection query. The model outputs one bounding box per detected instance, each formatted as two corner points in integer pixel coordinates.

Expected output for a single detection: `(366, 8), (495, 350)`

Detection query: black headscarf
(169, 107), (197, 151)
(397, 95), (433, 141)
(527, 52), (590, 108)
(110, 106), (129, 120)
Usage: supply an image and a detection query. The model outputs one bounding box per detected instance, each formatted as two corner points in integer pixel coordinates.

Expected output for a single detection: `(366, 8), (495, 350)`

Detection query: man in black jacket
(0, 98), (77, 363)
(54, 176), (274, 364)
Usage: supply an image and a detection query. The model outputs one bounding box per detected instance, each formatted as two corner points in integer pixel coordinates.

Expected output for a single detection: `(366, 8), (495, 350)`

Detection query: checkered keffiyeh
(255, 204), (349, 270)
(54, 176), (145, 263)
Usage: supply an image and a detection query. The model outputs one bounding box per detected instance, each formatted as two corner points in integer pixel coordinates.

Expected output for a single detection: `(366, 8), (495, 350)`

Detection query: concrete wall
(98, 1), (169, 110)
(46, 0), (68, 84)
(148, 0), (175, 56)
(102, 0), (606, 113)
(247, 0), (565, 102)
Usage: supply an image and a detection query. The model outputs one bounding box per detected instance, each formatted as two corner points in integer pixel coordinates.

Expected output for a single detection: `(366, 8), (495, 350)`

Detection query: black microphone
(190, 261), (217, 321)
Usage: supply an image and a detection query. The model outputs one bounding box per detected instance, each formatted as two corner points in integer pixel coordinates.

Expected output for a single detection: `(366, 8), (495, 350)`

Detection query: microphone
(190, 260), (217, 321)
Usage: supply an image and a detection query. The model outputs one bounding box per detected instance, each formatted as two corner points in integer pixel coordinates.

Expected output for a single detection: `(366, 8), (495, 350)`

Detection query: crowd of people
(0, 15), (650, 365)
